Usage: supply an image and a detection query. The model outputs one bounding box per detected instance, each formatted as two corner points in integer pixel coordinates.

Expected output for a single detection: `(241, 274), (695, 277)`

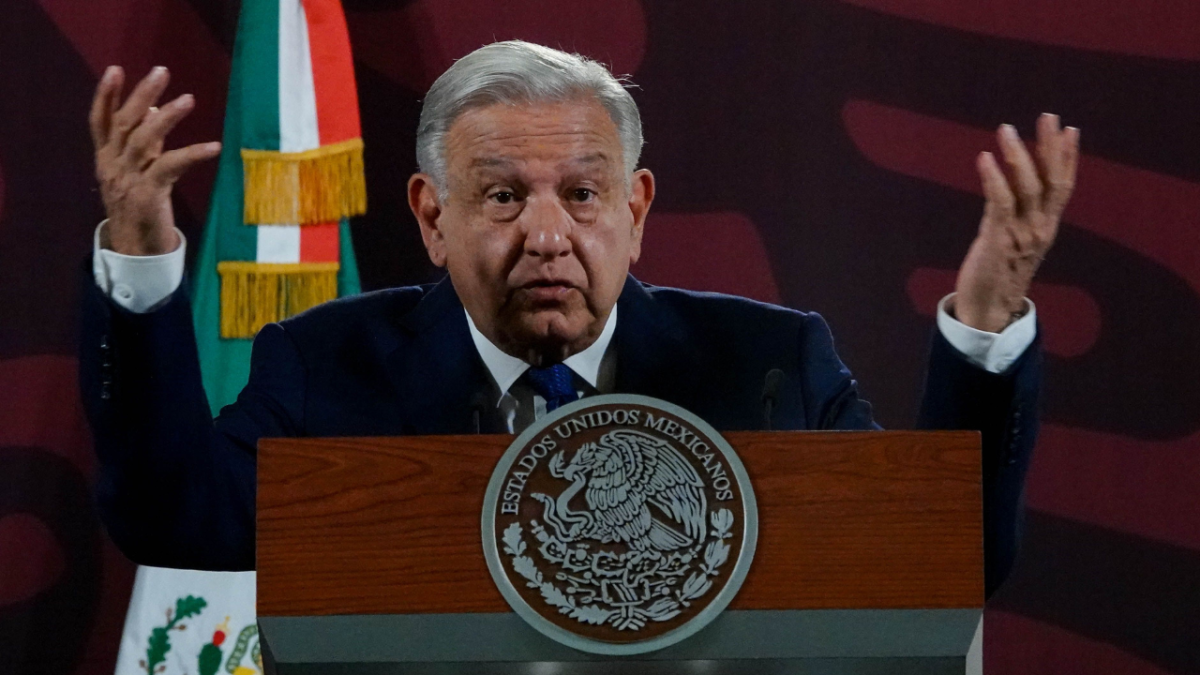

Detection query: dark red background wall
(2, 1), (1197, 673)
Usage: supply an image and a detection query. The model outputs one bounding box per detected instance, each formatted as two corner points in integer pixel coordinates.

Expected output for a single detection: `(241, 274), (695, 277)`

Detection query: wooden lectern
(257, 431), (982, 674)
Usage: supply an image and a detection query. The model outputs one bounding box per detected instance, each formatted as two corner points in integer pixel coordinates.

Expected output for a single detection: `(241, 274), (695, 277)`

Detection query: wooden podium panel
(257, 431), (982, 618)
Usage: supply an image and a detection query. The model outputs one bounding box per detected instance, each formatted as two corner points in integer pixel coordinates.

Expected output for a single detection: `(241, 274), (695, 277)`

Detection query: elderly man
(82, 41), (1077, 596)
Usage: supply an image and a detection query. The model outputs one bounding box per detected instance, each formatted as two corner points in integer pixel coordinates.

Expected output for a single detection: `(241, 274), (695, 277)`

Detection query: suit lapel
(386, 276), (497, 434)
(613, 275), (703, 411)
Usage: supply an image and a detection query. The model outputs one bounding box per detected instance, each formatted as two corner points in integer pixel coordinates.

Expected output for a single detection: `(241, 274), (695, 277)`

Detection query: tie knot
(524, 363), (579, 412)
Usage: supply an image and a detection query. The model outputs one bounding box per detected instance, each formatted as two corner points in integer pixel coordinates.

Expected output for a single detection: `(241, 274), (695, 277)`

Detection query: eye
(490, 191), (516, 204)
(570, 188), (595, 203)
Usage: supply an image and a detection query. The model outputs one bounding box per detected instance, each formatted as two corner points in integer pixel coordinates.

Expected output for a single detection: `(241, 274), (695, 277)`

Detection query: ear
(627, 168), (655, 265)
(408, 173), (448, 267)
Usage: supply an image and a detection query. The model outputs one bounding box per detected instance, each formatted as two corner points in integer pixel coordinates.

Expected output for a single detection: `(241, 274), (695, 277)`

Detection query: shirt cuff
(92, 220), (186, 313)
(936, 293), (1037, 374)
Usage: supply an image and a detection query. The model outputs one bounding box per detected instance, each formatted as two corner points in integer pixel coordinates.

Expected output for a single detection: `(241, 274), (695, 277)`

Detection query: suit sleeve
(80, 269), (303, 570)
(917, 328), (1043, 597)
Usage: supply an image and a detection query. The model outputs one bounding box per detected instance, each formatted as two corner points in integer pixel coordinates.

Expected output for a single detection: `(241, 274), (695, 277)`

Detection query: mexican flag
(195, 0), (364, 412)
(114, 0), (364, 672)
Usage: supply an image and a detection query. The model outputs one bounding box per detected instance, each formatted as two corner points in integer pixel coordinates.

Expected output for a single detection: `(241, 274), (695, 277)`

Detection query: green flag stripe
(337, 218), (362, 296)
(240, 0), (282, 154)
(192, 0), (256, 412)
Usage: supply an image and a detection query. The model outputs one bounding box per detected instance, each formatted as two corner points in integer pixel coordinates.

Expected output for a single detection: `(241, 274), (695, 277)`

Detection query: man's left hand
(953, 114), (1080, 333)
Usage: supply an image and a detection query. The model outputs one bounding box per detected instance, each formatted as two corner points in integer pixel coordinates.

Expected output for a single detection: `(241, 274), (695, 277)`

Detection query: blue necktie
(524, 363), (579, 412)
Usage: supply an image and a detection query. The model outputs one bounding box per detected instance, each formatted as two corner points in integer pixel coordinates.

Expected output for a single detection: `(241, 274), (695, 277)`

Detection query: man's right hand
(91, 66), (221, 256)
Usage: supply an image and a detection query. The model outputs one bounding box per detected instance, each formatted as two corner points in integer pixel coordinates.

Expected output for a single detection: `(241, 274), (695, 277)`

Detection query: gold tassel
(217, 262), (339, 339)
(242, 138), (367, 225)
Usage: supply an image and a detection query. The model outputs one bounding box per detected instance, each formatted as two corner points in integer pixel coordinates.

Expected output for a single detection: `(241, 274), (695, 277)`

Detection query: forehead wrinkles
(447, 102), (623, 175)
(463, 132), (617, 174)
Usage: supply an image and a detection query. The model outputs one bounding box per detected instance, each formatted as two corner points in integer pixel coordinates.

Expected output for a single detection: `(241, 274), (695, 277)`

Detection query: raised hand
(953, 114), (1080, 333)
(90, 66), (221, 256)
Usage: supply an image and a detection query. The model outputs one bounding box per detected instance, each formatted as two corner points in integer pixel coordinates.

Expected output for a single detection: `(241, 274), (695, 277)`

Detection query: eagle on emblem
(533, 430), (708, 553)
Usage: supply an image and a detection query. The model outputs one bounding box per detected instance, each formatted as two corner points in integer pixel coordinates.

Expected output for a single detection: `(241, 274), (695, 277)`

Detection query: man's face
(408, 97), (654, 364)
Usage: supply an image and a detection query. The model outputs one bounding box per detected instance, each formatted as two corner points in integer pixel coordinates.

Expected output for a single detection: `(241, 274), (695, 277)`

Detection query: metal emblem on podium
(482, 394), (758, 655)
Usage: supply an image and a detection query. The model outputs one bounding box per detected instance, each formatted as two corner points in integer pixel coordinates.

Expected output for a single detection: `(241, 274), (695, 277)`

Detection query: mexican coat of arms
(482, 394), (758, 655)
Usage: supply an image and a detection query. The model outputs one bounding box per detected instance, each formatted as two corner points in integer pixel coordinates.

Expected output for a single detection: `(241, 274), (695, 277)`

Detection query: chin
(531, 310), (587, 342)
(504, 310), (591, 362)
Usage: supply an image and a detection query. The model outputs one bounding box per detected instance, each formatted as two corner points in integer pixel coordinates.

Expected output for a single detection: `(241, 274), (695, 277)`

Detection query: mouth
(517, 279), (578, 303)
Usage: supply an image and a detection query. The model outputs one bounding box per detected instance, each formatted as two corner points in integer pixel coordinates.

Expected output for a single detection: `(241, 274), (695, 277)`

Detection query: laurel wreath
(501, 508), (735, 631)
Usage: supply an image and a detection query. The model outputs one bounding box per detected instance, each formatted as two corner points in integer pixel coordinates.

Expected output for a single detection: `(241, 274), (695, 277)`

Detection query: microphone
(761, 368), (785, 431)
(469, 391), (489, 434)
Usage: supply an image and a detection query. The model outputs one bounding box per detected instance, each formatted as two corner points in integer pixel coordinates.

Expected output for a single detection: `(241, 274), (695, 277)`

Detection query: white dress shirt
(92, 221), (1037, 429)
(465, 306), (617, 432)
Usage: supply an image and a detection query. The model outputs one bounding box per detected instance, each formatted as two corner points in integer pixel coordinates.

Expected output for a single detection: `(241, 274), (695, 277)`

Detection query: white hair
(415, 40), (644, 196)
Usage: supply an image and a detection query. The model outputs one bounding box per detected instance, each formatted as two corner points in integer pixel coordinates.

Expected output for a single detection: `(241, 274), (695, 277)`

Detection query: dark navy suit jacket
(81, 274), (1040, 596)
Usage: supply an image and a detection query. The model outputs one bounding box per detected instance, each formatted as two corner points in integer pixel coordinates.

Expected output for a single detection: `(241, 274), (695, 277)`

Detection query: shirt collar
(464, 305), (618, 396)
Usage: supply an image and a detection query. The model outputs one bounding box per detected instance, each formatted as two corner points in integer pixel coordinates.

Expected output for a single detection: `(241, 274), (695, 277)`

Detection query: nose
(522, 198), (572, 260)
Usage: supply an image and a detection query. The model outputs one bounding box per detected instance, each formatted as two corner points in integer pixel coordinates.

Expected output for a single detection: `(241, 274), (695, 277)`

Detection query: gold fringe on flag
(217, 261), (340, 338)
(242, 138), (367, 226)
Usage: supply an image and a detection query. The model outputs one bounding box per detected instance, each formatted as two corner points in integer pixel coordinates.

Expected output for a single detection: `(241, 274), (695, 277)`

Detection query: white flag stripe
(256, 224), (302, 263)
(259, 0), (317, 264)
(278, 0), (320, 152)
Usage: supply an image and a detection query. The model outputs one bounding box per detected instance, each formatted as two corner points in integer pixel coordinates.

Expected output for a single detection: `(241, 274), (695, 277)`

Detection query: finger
(108, 67), (124, 122)
(1035, 113), (1063, 181)
(1042, 123), (1080, 221)
(1046, 126), (1080, 221)
(978, 151), (1015, 214)
(1064, 126), (1080, 182)
(124, 94), (195, 165)
(89, 66), (122, 149)
(1036, 114), (1071, 218)
(977, 150), (1016, 230)
(150, 141), (222, 185)
(110, 66), (171, 154)
(997, 124), (1043, 216)
(102, 68), (126, 162)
